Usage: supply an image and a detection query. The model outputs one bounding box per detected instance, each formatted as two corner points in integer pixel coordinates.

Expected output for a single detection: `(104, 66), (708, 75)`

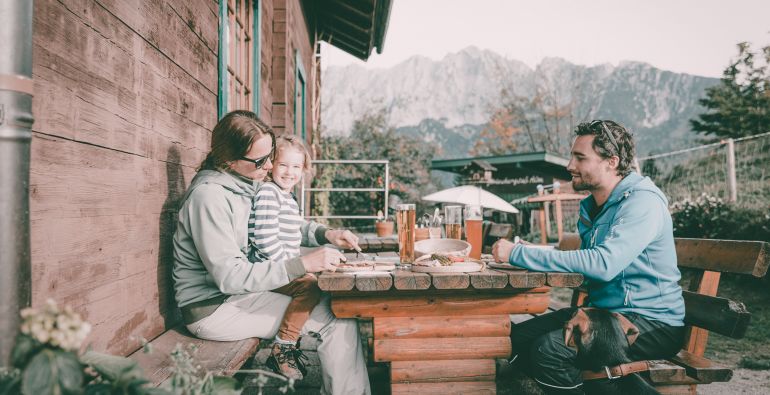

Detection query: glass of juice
(444, 205), (463, 239)
(465, 204), (483, 259)
(396, 204), (416, 264)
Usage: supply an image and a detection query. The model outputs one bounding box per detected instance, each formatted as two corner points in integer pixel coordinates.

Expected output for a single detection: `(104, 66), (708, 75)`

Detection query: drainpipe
(0, 0), (34, 365)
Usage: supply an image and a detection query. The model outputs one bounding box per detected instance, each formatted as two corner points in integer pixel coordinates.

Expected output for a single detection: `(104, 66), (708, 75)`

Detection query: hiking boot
(266, 342), (304, 381)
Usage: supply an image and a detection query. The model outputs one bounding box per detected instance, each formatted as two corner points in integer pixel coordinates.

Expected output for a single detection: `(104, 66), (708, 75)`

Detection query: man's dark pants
(509, 308), (685, 394)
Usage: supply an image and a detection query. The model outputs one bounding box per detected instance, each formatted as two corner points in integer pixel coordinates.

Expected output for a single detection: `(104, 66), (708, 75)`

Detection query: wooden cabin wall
(30, 0), (218, 356)
(270, 0), (317, 139)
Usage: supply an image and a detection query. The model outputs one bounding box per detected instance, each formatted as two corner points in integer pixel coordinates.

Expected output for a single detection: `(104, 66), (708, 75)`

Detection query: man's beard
(572, 175), (597, 191)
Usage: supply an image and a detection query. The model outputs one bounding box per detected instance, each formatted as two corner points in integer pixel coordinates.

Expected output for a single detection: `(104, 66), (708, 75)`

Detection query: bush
(670, 193), (770, 242)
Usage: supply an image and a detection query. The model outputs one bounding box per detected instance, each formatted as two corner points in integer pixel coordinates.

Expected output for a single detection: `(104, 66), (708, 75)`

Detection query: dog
(563, 308), (660, 395)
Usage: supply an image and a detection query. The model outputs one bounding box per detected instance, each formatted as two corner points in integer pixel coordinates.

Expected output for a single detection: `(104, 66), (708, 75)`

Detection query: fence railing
(300, 159), (390, 220)
(638, 132), (770, 209)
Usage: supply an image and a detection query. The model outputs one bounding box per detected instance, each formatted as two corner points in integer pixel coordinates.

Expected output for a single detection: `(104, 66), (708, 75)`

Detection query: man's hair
(199, 110), (275, 171)
(574, 120), (636, 176)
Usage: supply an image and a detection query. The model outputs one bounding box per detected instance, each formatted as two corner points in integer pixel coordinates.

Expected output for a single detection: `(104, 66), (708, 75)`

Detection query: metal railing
(300, 159), (389, 220)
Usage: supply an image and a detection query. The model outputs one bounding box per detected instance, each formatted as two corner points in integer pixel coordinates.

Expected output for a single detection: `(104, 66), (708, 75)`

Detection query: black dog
(563, 308), (660, 395)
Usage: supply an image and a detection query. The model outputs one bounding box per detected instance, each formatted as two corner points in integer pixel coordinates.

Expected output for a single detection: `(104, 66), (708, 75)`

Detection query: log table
(318, 251), (584, 394)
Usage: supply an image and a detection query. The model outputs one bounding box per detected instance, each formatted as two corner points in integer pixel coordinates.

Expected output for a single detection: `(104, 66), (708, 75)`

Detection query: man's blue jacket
(509, 172), (685, 326)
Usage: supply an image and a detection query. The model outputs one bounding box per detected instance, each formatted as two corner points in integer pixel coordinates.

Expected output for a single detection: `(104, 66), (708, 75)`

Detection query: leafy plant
(670, 193), (770, 241)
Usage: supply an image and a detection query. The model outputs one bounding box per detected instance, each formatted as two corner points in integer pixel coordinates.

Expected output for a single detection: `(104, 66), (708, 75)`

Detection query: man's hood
(580, 172), (669, 221)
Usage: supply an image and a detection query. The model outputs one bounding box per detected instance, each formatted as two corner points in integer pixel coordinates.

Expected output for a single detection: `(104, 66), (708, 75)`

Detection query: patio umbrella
(422, 186), (519, 213)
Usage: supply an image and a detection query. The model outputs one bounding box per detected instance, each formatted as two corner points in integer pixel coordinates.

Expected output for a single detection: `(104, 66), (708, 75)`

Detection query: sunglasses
(240, 151), (273, 169)
(590, 120), (620, 155)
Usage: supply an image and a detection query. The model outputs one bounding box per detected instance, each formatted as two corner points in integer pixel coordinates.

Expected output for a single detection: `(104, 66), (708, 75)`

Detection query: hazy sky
(321, 0), (770, 78)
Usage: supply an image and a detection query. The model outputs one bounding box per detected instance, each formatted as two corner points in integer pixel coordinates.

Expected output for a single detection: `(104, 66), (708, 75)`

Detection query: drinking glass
(465, 204), (483, 259)
(444, 205), (463, 239)
(396, 204), (416, 264)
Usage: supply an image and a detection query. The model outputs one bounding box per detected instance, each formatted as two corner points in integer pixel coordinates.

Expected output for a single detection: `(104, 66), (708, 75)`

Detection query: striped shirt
(248, 182), (302, 263)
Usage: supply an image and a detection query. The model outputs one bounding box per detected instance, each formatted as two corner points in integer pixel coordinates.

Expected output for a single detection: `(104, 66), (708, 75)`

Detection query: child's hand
(325, 229), (361, 251)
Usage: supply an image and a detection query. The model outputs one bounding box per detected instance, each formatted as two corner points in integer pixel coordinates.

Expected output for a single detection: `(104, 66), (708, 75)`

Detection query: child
(248, 135), (320, 381)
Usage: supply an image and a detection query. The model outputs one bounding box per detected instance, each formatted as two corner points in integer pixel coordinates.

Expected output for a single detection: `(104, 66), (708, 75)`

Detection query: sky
(321, 0), (770, 78)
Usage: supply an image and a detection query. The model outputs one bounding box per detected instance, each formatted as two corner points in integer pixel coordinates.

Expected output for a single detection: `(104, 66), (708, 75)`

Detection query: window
(218, 0), (261, 118)
(294, 50), (306, 138)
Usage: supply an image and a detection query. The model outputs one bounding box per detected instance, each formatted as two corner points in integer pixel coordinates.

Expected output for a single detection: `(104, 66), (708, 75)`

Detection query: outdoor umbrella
(421, 185), (519, 213)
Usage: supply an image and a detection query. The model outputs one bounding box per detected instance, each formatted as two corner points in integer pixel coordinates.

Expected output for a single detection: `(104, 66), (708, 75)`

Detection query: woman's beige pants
(187, 293), (370, 395)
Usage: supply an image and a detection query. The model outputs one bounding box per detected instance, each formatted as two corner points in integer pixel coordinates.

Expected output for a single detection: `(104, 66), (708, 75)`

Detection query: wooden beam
(391, 381), (496, 395)
(374, 315), (510, 339)
(374, 336), (510, 361)
(331, 289), (551, 318)
(682, 290), (750, 339)
(390, 359), (496, 383)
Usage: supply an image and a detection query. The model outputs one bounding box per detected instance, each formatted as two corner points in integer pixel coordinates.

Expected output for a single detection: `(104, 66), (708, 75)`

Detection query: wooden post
(554, 183), (563, 242)
(725, 138), (737, 203)
(537, 185), (547, 244)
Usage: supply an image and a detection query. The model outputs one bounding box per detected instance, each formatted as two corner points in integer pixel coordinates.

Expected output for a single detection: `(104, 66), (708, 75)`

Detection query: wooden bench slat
(683, 290), (751, 338)
(392, 270), (431, 290)
(468, 268), (509, 289)
(374, 315), (510, 339)
(374, 336), (511, 361)
(391, 381), (496, 394)
(676, 238), (768, 277)
(545, 272), (584, 287)
(355, 271), (394, 291)
(129, 327), (259, 386)
(668, 350), (734, 383)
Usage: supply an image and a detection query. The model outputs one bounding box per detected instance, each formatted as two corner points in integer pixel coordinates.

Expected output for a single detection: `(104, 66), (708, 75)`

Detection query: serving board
(336, 262), (396, 273)
(486, 262), (526, 271)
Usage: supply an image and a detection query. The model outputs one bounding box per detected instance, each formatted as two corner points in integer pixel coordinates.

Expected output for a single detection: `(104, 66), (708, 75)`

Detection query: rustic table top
(317, 248), (584, 293)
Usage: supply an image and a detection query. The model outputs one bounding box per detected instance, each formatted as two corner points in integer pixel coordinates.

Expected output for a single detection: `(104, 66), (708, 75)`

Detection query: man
(492, 120), (685, 394)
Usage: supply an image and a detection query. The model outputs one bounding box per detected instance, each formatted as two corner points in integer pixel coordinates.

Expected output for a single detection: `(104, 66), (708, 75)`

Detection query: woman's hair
(272, 134), (315, 179)
(198, 110), (275, 171)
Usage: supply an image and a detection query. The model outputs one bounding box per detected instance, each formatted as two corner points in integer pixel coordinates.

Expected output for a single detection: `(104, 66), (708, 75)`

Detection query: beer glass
(396, 204), (416, 264)
(444, 205), (463, 239)
(465, 205), (483, 259)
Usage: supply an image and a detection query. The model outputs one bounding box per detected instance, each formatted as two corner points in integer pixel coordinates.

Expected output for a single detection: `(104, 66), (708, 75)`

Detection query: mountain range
(321, 46), (719, 158)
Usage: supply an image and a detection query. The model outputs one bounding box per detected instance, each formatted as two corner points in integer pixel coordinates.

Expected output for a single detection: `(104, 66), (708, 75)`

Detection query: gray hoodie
(172, 170), (328, 310)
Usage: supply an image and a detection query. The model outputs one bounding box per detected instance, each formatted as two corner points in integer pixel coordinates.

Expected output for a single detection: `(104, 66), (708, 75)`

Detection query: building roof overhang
(315, 0), (392, 60)
(431, 151), (571, 179)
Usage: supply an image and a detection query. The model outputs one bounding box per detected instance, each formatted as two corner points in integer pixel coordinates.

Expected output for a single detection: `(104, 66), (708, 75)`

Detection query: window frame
(218, 0), (261, 119)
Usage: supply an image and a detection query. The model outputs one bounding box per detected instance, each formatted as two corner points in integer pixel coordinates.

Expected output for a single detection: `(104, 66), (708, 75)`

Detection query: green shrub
(670, 193), (770, 242)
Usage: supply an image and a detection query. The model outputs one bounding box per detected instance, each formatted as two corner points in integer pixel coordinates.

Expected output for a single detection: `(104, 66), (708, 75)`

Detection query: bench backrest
(559, 234), (769, 356)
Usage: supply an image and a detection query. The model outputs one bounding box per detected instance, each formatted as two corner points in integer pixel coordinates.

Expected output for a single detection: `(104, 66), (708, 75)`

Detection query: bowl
(414, 239), (472, 258)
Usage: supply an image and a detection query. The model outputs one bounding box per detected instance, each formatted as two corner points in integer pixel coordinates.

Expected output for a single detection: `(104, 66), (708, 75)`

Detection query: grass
(704, 274), (770, 369)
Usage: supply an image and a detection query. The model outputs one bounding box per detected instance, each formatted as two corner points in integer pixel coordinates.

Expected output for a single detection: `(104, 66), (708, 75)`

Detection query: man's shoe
(266, 342), (304, 381)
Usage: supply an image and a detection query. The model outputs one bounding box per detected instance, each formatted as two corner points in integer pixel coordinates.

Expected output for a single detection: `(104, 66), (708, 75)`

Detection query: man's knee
(529, 330), (581, 388)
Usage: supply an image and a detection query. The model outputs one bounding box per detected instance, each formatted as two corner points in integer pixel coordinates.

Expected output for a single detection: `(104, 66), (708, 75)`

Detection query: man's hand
(301, 247), (346, 273)
(325, 229), (361, 251)
(492, 238), (518, 263)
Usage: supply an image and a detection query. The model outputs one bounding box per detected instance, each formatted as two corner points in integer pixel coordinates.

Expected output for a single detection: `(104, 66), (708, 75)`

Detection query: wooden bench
(553, 235), (769, 395)
(128, 325), (260, 386)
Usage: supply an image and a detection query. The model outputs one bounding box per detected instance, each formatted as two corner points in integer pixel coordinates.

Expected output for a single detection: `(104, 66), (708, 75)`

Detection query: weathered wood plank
(375, 337), (510, 362)
(355, 272), (394, 292)
(507, 271), (547, 288)
(675, 238), (768, 277)
(331, 290), (551, 318)
(546, 272), (584, 287)
(682, 291), (750, 339)
(317, 271), (355, 292)
(391, 381), (496, 395)
(129, 326), (260, 386)
(429, 272), (470, 289)
(468, 268), (509, 289)
(683, 270), (721, 356)
(390, 359), (496, 383)
(392, 270), (431, 290)
(647, 359), (693, 384)
(374, 315), (510, 339)
(668, 351), (733, 383)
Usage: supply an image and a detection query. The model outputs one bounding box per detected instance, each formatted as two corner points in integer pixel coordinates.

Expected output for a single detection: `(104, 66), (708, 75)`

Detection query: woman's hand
(325, 229), (361, 251)
(301, 247), (346, 273)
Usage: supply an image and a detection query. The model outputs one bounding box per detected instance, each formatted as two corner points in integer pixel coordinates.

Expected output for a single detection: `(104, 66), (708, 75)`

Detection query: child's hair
(273, 134), (314, 179)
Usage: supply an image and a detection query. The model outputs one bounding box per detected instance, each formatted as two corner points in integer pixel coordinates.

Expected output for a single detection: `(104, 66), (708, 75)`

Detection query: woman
(172, 110), (370, 394)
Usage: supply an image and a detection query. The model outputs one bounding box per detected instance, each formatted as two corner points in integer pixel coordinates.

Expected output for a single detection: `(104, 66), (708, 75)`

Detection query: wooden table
(318, 250), (584, 395)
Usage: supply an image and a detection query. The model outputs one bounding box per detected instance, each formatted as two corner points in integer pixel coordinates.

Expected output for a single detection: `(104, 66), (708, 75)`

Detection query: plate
(335, 261), (396, 273)
(487, 262), (526, 271)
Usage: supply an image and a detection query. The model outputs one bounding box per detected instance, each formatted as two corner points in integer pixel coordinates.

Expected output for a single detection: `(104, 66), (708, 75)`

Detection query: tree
(691, 41), (770, 138)
(313, 109), (439, 229)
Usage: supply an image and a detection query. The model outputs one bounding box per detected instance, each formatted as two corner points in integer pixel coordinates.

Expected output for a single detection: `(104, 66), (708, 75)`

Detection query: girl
(249, 135), (321, 381)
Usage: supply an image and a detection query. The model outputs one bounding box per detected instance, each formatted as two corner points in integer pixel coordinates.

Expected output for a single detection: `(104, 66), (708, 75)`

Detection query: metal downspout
(0, 0), (34, 365)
